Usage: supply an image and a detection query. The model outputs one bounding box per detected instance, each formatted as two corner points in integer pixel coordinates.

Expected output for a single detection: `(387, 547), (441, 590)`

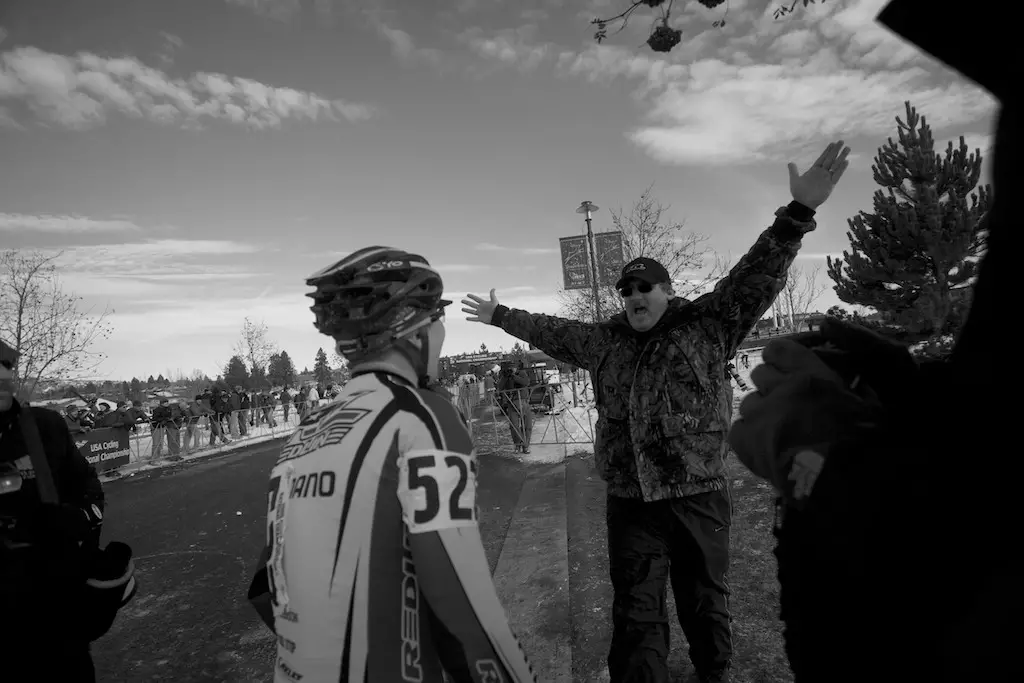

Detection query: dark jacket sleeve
(691, 207), (812, 358)
(491, 307), (601, 371)
(37, 408), (105, 516)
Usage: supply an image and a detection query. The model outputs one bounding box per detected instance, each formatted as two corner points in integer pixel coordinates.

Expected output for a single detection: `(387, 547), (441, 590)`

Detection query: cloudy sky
(0, 0), (997, 382)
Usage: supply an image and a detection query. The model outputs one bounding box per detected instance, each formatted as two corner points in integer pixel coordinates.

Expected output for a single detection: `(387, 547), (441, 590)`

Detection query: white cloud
(628, 60), (994, 166)
(459, 25), (552, 72)
(0, 105), (20, 128)
(547, 0), (998, 166)
(474, 242), (557, 255)
(374, 23), (445, 67)
(434, 263), (490, 273)
(0, 213), (143, 233)
(0, 46), (375, 130)
(223, 0), (303, 22)
(51, 239), (265, 297)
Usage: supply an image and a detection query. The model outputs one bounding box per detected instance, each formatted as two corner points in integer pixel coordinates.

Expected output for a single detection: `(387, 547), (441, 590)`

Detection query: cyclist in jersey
(248, 246), (537, 683)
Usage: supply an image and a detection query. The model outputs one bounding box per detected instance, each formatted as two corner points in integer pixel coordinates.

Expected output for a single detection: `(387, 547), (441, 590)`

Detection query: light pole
(576, 200), (602, 322)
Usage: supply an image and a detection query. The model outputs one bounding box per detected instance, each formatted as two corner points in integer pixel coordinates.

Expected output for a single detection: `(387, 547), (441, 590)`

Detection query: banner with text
(593, 231), (626, 286)
(75, 428), (132, 474)
(559, 235), (591, 290)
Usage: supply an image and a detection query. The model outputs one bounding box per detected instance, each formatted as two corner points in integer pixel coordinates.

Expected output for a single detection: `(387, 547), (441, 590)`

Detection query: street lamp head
(576, 201), (600, 215)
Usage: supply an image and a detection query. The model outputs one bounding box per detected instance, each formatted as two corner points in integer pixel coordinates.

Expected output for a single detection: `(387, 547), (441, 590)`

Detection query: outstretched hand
(788, 140), (851, 209)
(461, 289), (500, 325)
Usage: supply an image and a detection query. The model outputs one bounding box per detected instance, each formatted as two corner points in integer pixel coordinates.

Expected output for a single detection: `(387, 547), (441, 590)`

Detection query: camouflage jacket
(491, 207), (812, 500)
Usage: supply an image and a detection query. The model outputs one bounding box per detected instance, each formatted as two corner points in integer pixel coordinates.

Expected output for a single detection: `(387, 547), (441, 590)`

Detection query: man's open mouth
(632, 305), (648, 315)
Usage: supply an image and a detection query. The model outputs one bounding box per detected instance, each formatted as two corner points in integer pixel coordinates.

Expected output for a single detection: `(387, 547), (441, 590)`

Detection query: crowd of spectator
(56, 381), (347, 462)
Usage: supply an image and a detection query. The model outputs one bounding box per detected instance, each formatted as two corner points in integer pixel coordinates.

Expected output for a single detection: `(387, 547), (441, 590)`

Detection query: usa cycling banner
(75, 428), (132, 474)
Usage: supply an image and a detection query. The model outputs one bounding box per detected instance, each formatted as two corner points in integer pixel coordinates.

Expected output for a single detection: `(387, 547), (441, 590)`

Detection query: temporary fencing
(450, 377), (599, 456)
(77, 401), (330, 475)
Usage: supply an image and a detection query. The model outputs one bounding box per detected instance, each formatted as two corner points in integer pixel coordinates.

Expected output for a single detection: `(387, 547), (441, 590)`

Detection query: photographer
(726, 3), (1019, 680)
(496, 361), (533, 454)
(1, 339), (136, 682)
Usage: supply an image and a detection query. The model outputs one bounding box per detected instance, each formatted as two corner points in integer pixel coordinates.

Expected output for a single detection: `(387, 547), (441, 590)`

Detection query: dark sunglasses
(618, 282), (653, 297)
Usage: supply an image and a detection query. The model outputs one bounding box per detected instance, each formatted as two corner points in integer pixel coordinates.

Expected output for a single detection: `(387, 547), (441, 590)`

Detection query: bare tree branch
(1, 250), (114, 399)
(234, 317), (278, 375)
(777, 265), (828, 329)
(558, 184), (723, 322)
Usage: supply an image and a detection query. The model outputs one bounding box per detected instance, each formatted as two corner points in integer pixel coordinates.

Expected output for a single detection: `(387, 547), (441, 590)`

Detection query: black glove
(79, 541), (138, 641)
(789, 317), (920, 409)
(729, 338), (882, 504)
(29, 502), (102, 545)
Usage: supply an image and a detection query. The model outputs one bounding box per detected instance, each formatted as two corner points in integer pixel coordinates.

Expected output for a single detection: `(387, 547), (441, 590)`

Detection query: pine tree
(313, 348), (332, 387)
(250, 364), (269, 390)
(827, 101), (991, 349)
(129, 377), (143, 403)
(146, 374), (155, 387)
(267, 350), (297, 387)
(509, 342), (528, 367)
(223, 355), (250, 389)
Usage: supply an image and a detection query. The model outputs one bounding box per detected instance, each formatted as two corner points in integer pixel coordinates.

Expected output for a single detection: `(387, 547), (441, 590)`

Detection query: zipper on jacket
(629, 339), (655, 406)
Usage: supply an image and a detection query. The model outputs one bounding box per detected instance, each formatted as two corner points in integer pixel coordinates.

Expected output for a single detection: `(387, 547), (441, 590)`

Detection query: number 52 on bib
(398, 450), (478, 534)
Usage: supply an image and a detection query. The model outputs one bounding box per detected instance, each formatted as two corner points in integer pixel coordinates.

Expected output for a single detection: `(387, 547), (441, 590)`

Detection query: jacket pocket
(658, 414), (728, 481)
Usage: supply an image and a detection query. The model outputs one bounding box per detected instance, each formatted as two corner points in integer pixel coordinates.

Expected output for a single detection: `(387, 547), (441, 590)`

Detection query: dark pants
(606, 490), (733, 683)
(509, 407), (533, 448)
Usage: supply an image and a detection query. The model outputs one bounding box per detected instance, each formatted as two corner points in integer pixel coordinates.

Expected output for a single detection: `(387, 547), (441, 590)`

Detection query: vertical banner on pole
(559, 235), (592, 290)
(593, 231), (626, 286)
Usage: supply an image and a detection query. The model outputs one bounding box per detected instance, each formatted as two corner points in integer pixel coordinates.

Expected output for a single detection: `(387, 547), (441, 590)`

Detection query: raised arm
(691, 207), (809, 356)
(462, 289), (600, 371)
(693, 140), (851, 357)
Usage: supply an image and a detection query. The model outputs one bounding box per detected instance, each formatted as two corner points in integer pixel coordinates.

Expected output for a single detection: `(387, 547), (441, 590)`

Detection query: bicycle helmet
(306, 246), (450, 382)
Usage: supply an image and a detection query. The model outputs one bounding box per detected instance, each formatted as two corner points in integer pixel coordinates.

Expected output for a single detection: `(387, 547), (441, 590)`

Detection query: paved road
(90, 437), (528, 683)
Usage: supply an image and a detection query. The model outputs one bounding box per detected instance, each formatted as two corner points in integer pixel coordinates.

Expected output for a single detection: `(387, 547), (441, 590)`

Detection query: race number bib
(397, 450), (478, 534)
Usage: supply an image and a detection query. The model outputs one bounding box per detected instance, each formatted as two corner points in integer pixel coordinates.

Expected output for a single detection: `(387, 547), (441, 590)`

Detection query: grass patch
(723, 454), (792, 683)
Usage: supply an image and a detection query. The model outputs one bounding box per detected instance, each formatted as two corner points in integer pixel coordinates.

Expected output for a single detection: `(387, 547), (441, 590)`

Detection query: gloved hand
(729, 338), (882, 503)
(789, 317), (920, 409)
(79, 540), (138, 641)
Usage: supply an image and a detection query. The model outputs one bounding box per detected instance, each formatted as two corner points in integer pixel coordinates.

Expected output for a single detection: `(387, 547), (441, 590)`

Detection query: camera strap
(17, 402), (61, 505)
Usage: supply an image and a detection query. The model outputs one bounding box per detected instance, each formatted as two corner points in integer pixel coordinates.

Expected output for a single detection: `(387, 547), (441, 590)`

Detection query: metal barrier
(85, 380), (601, 469)
(117, 401), (326, 464)
(452, 378), (598, 456)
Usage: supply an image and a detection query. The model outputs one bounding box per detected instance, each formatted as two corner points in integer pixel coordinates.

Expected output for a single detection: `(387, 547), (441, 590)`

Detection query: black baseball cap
(615, 257), (671, 290)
